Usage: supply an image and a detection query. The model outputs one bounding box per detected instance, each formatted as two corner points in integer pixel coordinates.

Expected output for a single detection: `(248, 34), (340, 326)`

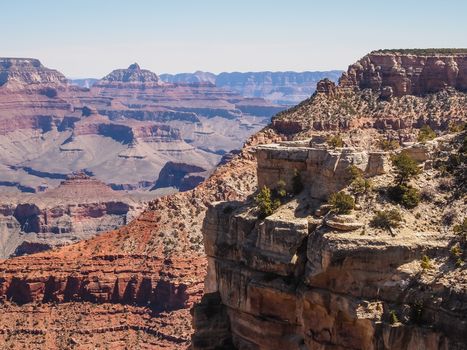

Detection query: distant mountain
(160, 70), (343, 105)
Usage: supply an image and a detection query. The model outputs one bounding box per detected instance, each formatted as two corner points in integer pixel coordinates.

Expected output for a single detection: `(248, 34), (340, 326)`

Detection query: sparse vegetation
(373, 48), (467, 55)
(454, 218), (467, 241)
(389, 310), (399, 325)
(451, 244), (462, 258)
(391, 152), (421, 185)
(379, 139), (400, 151)
(255, 186), (281, 219)
(276, 179), (287, 198)
(420, 255), (432, 270)
(328, 192), (355, 215)
(448, 121), (466, 133)
(388, 184), (421, 209)
(348, 165), (371, 201)
(327, 134), (344, 148)
(370, 209), (402, 230)
(388, 152), (421, 208)
(417, 125), (436, 143)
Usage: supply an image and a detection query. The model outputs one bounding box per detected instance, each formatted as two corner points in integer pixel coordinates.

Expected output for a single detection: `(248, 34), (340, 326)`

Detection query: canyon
(1, 58), (301, 256)
(0, 49), (465, 349)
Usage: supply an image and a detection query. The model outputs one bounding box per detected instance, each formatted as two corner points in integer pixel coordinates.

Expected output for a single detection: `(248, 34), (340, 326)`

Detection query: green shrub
(292, 169), (304, 194)
(420, 255), (432, 270)
(328, 192), (355, 214)
(417, 125), (436, 143)
(388, 184), (421, 208)
(255, 186), (280, 219)
(350, 176), (372, 196)
(276, 179), (287, 198)
(327, 134), (344, 148)
(347, 165), (371, 200)
(347, 165), (362, 181)
(370, 209), (402, 229)
(389, 310), (399, 325)
(391, 152), (421, 184)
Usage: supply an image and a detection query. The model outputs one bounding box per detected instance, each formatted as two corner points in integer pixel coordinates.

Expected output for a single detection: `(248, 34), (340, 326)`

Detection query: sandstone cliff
(339, 49), (467, 97)
(193, 135), (466, 349)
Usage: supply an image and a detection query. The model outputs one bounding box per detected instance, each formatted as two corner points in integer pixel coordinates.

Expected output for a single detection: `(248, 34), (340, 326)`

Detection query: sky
(1, 0), (466, 78)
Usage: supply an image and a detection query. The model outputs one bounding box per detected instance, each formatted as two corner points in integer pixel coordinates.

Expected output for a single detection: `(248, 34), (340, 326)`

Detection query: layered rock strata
(0, 173), (146, 258)
(339, 49), (467, 97)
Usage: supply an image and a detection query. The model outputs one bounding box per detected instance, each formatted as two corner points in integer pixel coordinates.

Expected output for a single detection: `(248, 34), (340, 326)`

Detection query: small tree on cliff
(255, 186), (280, 219)
(389, 152), (421, 208)
(391, 151), (420, 185)
(328, 191), (355, 215)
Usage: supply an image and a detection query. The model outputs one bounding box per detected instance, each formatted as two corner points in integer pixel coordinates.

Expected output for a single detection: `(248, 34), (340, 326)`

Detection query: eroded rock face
(339, 50), (467, 97)
(256, 143), (387, 200)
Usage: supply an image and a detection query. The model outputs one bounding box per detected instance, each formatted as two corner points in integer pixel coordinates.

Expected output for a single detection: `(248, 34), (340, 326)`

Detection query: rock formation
(0, 59), (284, 196)
(0, 58), (67, 87)
(339, 49), (467, 97)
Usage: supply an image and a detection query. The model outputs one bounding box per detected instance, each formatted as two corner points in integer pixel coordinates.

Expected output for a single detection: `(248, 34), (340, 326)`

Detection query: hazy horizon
(2, 0), (466, 77)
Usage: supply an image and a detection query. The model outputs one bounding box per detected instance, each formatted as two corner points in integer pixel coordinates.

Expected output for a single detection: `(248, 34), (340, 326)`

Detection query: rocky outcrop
(193, 138), (467, 349)
(274, 52), (467, 140)
(339, 49), (467, 97)
(256, 143), (386, 199)
(95, 63), (161, 85)
(0, 58), (67, 87)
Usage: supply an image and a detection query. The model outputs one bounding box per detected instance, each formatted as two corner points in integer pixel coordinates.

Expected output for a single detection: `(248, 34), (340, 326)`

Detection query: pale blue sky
(2, 0), (466, 77)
